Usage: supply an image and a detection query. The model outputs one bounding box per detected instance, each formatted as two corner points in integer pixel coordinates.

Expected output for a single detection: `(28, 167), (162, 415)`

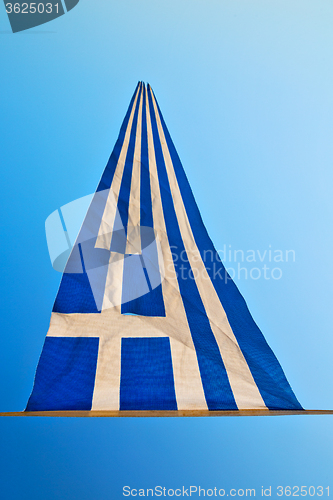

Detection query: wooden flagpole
(0, 410), (332, 417)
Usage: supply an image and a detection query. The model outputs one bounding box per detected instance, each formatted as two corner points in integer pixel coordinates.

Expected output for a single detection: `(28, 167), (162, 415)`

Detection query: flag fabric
(26, 82), (302, 413)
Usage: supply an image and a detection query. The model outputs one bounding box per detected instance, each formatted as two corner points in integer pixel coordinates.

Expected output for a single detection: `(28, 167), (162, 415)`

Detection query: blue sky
(0, 1), (333, 498)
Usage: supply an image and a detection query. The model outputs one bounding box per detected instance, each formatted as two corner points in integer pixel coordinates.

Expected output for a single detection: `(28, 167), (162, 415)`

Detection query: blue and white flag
(26, 82), (302, 413)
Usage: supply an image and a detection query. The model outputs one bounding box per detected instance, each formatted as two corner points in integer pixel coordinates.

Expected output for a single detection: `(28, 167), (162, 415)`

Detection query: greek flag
(26, 82), (302, 413)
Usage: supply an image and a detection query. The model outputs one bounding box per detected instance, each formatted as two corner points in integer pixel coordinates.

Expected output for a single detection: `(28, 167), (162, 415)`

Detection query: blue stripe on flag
(120, 337), (177, 410)
(53, 240), (100, 313)
(121, 250), (166, 316)
(53, 271), (100, 313)
(26, 337), (99, 411)
(121, 284), (166, 316)
(150, 86), (302, 411)
(148, 87), (237, 411)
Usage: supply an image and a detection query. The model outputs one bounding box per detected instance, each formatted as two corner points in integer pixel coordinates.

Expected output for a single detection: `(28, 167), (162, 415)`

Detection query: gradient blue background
(1, 1), (333, 498)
